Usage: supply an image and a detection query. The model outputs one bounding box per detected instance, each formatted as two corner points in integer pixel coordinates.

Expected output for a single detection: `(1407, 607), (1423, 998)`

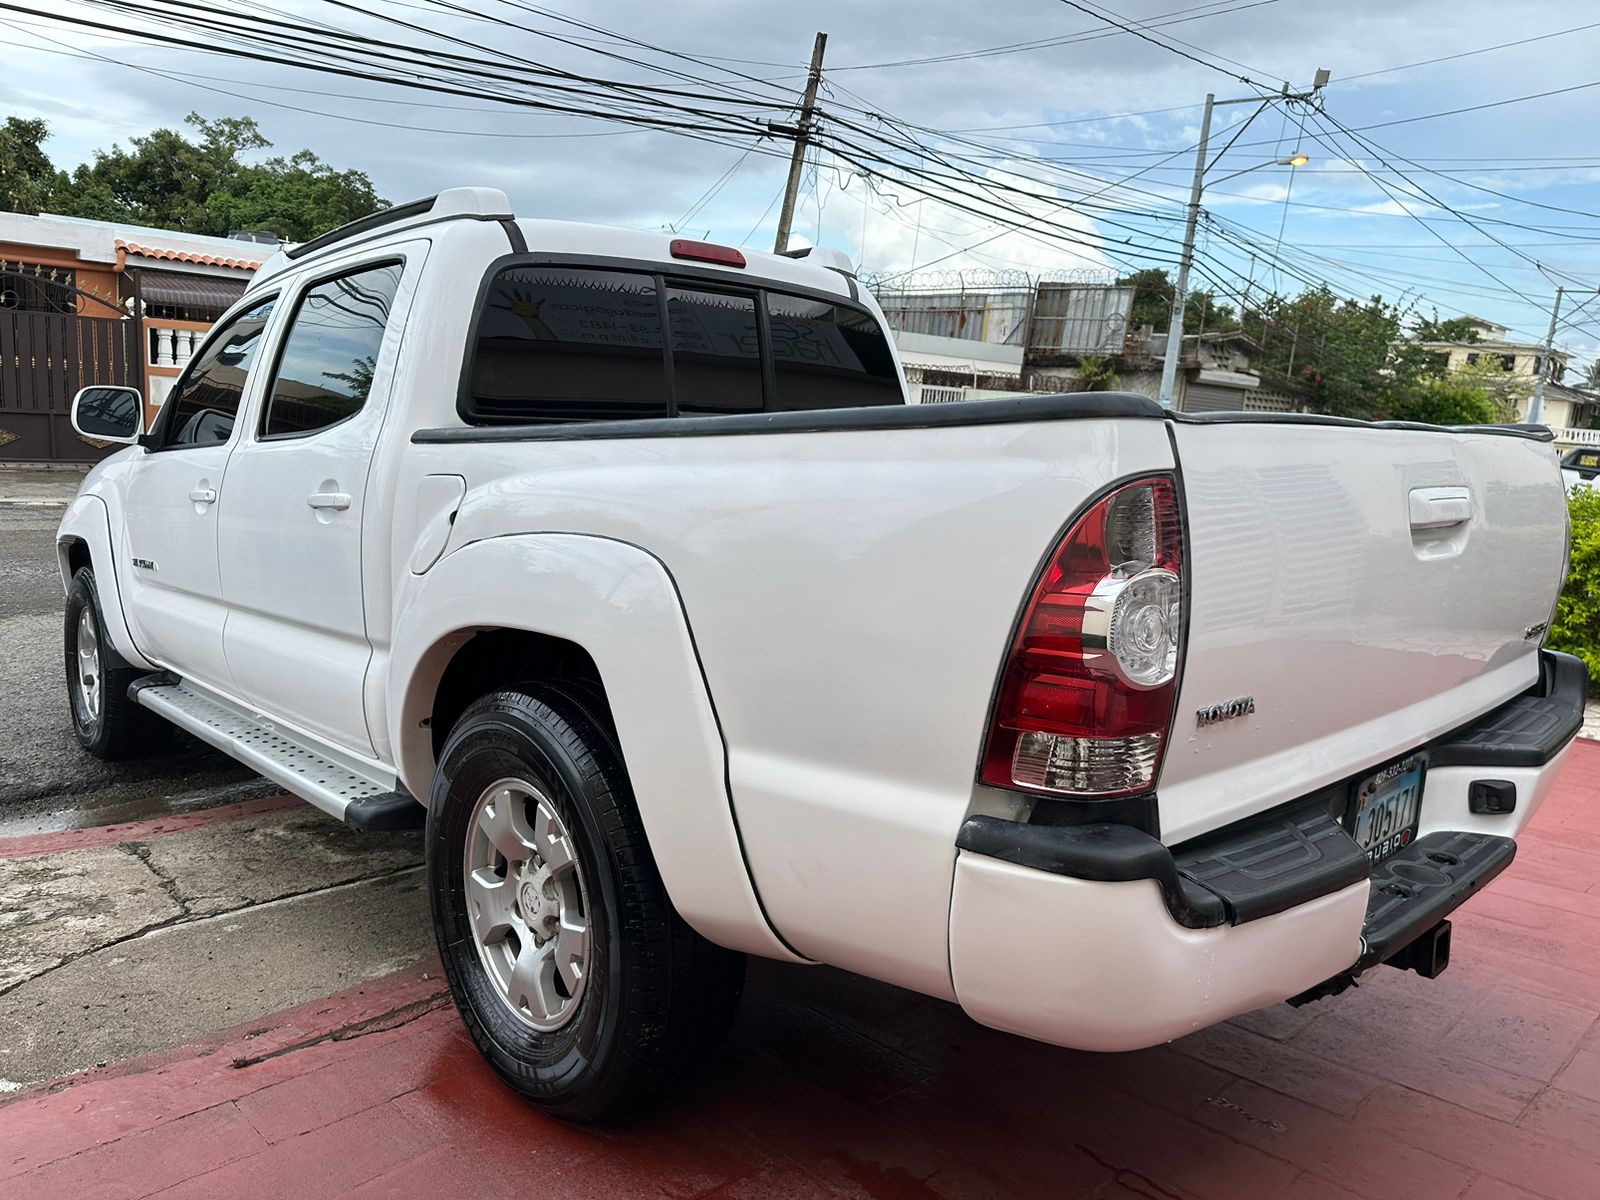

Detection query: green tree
(1247, 286), (1403, 418)
(1381, 374), (1508, 425)
(1450, 355), (1531, 418)
(37, 113), (382, 239)
(0, 116), (57, 214)
(1549, 485), (1600, 682)
(1073, 354), (1119, 391)
(1115, 267), (1237, 336)
(1585, 359), (1600, 390)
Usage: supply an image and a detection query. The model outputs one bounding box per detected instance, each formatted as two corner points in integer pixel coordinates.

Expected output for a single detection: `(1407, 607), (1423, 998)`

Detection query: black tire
(428, 687), (746, 1121)
(64, 567), (171, 760)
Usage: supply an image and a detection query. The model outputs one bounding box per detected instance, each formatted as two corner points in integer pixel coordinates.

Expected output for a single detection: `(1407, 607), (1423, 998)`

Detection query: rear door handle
(188, 487), (217, 504)
(307, 491), (352, 511)
(1409, 486), (1472, 531)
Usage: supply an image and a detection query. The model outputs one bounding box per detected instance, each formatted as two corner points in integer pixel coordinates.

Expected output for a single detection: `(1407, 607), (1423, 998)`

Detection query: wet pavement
(0, 465), (431, 1091)
(0, 469), (266, 834)
(3, 746), (1600, 1198)
(7, 462), (1600, 1198)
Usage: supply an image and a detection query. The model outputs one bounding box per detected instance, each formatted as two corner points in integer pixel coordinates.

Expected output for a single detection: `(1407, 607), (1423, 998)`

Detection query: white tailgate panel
(1160, 422), (1566, 843)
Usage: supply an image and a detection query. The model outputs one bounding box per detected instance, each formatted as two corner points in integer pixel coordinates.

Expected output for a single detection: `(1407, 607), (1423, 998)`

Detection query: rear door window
(467, 267), (668, 422)
(767, 293), (902, 411)
(261, 262), (404, 439)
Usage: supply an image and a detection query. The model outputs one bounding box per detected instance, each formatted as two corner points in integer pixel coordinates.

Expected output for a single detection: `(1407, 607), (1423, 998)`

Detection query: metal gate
(0, 275), (139, 464)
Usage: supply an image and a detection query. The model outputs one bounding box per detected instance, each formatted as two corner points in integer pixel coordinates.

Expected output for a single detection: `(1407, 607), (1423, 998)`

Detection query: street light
(1204, 153), (1313, 189)
(1156, 78), (1328, 410)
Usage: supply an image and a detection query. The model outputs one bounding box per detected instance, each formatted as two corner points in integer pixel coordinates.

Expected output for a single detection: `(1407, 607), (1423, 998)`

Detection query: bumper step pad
(1359, 830), (1516, 968)
(1429, 652), (1586, 768)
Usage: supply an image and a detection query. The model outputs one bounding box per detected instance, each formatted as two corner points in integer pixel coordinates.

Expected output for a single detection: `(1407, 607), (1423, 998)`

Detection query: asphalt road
(0, 473), (269, 835)
(0, 468), (431, 1087)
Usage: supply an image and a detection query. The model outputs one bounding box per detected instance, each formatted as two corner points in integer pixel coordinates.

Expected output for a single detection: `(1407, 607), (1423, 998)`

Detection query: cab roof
(252, 186), (856, 299)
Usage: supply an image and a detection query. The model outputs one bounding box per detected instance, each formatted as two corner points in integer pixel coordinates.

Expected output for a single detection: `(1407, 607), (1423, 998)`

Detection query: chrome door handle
(307, 491), (352, 511)
(188, 487), (217, 504)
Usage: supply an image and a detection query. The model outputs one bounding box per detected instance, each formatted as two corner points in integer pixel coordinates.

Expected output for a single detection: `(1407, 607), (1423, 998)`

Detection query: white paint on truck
(56, 188), (1582, 1083)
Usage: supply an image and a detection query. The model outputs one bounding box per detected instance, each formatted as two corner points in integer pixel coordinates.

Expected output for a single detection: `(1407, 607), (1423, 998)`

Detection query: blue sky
(8, 0), (1600, 376)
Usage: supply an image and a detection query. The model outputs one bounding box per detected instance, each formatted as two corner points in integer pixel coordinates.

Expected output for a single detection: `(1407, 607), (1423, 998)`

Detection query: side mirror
(71, 385), (145, 446)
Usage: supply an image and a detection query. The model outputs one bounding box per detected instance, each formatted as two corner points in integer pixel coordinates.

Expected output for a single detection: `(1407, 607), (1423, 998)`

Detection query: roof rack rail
(284, 195), (437, 260)
(282, 187), (514, 261)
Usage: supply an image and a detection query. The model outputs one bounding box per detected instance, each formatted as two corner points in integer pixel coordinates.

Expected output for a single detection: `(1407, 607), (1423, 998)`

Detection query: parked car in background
(58, 189), (1585, 1121)
(1561, 444), (1600, 490)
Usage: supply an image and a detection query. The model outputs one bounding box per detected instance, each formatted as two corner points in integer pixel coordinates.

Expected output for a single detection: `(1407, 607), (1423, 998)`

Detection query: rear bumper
(948, 650), (1585, 1052)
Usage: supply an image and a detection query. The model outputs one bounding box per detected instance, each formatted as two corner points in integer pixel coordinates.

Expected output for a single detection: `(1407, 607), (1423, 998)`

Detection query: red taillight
(981, 477), (1184, 798)
(669, 238), (746, 268)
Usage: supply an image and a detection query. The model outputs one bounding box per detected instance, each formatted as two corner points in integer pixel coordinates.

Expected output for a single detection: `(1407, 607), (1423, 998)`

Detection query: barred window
(0, 262), (78, 313)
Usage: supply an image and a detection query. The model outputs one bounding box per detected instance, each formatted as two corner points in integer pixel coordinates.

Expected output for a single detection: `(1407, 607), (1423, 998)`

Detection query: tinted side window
(161, 298), (275, 447)
(468, 268), (667, 423)
(262, 263), (404, 439)
(668, 287), (762, 414)
(766, 293), (902, 411)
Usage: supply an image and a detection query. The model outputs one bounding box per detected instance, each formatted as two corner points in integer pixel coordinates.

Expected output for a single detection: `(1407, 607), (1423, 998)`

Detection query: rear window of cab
(462, 263), (902, 424)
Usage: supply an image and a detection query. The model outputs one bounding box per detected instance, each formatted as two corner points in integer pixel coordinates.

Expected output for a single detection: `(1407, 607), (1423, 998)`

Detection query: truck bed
(400, 394), (1566, 997)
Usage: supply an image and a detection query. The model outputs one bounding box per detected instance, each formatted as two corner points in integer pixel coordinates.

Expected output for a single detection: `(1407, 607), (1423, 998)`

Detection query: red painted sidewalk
(7, 745), (1600, 1199)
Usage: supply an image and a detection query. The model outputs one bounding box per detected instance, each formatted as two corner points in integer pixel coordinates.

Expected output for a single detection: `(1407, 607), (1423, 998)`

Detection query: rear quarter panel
(405, 417), (1174, 997)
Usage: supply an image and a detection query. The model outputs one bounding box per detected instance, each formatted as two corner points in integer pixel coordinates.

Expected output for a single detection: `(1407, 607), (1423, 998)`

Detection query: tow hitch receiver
(1386, 919), (1451, 979)
(1288, 831), (1512, 1008)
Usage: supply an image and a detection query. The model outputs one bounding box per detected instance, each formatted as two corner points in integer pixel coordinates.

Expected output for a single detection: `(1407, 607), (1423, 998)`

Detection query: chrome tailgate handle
(307, 491), (352, 511)
(1409, 486), (1472, 531)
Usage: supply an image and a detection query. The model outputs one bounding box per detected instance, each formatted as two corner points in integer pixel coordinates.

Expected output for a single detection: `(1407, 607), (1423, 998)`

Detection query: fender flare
(388, 532), (801, 962)
(55, 493), (155, 671)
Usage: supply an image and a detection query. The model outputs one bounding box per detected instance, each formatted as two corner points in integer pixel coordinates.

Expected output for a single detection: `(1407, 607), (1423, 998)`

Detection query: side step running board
(130, 675), (424, 831)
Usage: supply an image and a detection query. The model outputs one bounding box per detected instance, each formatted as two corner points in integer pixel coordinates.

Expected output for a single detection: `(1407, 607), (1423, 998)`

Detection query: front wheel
(427, 687), (745, 1121)
(64, 567), (170, 759)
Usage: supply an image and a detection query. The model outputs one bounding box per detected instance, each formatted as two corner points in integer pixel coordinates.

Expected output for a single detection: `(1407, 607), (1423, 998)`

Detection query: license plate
(1582, 454), (1600, 468)
(1351, 755), (1425, 865)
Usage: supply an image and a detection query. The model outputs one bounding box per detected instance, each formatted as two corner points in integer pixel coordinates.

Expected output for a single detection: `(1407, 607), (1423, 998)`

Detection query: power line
(675, 143), (758, 232)
(946, 103), (1201, 134)
(831, 0), (1277, 71)
(1051, 0), (1277, 88)
(1335, 21), (1600, 84)
(1, 17), (664, 140)
(1353, 77), (1600, 132)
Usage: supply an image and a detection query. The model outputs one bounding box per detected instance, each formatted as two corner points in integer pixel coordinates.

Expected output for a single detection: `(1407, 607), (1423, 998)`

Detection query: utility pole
(1157, 71), (1329, 409)
(773, 32), (828, 254)
(1529, 285), (1564, 425)
(1157, 93), (1215, 411)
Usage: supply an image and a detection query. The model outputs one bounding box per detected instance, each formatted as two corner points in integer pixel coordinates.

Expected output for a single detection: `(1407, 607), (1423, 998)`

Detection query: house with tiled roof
(0, 209), (271, 462)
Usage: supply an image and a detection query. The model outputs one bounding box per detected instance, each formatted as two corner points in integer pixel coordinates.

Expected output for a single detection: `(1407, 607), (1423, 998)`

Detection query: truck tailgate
(1160, 419), (1566, 843)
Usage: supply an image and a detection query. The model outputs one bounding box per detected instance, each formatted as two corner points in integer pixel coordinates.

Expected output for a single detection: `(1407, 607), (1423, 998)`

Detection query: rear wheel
(64, 567), (170, 760)
(428, 687), (745, 1121)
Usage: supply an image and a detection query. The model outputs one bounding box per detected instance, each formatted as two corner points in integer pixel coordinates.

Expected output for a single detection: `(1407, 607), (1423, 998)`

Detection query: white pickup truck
(59, 188), (1585, 1120)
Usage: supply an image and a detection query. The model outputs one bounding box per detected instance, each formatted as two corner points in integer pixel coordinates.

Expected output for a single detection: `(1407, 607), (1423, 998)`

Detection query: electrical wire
(1335, 21), (1600, 85)
(831, 0), (1278, 71)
